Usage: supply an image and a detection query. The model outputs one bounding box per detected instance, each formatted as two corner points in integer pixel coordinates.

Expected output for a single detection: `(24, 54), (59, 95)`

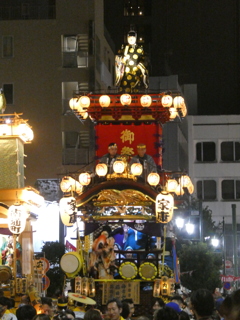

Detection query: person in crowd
(56, 297), (68, 312)
(0, 296), (17, 320)
(121, 302), (130, 320)
(154, 306), (179, 320)
(106, 298), (124, 320)
(84, 309), (102, 320)
(219, 289), (240, 320)
(169, 295), (184, 310)
(122, 299), (134, 320)
(190, 288), (215, 320)
(99, 143), (120, 174)
(16, 305), (36, 320)
(72, 301), (86, 319)
(179, 310), (191, 320)
(18, 294), (31, 308)
(40, 297), (53, 317)
(165, 301), (181, 314)
(129, 144), (157, 182)
(152, 298), (165, 312)
(32, 315), (51, 320)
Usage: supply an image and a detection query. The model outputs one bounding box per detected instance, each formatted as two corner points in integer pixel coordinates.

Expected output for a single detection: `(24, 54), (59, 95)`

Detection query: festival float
(59, 29), (193, 312)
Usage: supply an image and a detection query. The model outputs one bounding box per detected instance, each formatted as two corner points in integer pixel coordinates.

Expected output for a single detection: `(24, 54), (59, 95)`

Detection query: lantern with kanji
(8, 203), (27, 234)
(79, 172), (91, 186)
(96, 163), (108, 177)
(161, 95), (173, 108)
(99, 95), (111, 108)
(120, 94), (132, 106)
(140, 95), (152, 107)
(155, 191), (174, 223)
(59, 196), (76, 227)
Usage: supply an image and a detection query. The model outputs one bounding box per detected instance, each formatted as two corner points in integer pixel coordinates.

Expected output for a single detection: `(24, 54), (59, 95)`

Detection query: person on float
(115, 29), (149, 93)
(129, 143), (157, 182)
(99, 143), (120, 174)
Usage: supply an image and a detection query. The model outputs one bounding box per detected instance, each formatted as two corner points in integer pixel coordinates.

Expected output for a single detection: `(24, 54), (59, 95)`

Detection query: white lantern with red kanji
(8, 203), (27, 234)
(79, 172), (91, 186)
(99, 95), (111, 108)
(96, 163), (108, 177)
(120, 94), (132, 106)
(140, 95), (152, 107)
(161, 95), (173, 108)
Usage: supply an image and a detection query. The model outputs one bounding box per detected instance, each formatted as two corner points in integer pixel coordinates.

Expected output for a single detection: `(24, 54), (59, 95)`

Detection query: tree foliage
(179, 242), (222, 291)
(41, 241), (66, 297)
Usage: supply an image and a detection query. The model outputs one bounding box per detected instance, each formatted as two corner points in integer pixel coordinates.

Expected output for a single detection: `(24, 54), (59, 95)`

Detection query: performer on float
(115, 29), (149, 93)
(99, 142), (120, 174)
(129, 143), (157, 181)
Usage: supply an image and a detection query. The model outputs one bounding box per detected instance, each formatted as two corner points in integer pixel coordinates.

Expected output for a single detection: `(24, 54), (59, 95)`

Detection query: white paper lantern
(113, 160), (125, 174)
(173, 96), (185, 109)
(79, 96), (90, 110)
(161, 95), (173, 108)
(120, 94), (132, 106)
(59, 196), (76, 226)
(147, 173), (160, 186)
(99, 95), (111, 108)
(79, 172), (91, 186)
(155, 192), (174, 223)
(8, 204), (27, 234)
(96, 163), (108, 177)
(140, 95), (152, 107)
(131, 163), (143, 176)
(166, 179), (178, 193)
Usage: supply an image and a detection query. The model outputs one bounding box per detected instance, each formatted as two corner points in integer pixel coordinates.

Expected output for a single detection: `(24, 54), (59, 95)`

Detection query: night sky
(104, 1), (240, 115)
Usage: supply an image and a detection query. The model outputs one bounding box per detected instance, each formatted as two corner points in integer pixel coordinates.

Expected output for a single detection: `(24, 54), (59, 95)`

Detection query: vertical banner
(95, 123), (162, 167)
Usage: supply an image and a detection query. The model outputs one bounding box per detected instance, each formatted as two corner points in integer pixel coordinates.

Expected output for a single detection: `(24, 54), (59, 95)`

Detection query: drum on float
(119, 262), (138, 280)
(139, 262), (157, 280)
(60, 252), (82, 278)
(0, 266), (12, 283)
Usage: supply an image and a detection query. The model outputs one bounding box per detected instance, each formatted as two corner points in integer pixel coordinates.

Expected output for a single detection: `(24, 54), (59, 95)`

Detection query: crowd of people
(0, 287), (240, 320)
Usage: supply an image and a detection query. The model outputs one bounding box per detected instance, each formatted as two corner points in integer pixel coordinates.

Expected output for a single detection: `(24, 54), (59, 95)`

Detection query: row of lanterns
(69, 94), (187, 119)
(60, 164), (193, 195)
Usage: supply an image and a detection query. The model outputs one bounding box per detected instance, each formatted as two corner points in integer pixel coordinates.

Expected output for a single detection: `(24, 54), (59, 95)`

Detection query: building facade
(0, 0), (115, 187)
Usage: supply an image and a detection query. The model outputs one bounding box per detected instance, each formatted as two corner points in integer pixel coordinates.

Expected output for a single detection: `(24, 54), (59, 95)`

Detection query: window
(222, 180), (240, 200)
(196, 142), (216, 162)
(197, 180), (217, 200)
(63, 132), (80, 149)
(2, 84), (13, 105)
(221, 141), (240, 162)
(62, 131), (90, 165)
(61, 34), (88, 68)
(2, 36), (13, 58)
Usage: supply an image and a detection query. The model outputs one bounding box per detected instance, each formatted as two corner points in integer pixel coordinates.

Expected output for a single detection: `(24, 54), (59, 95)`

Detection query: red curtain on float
(95, 123), (163, 167)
